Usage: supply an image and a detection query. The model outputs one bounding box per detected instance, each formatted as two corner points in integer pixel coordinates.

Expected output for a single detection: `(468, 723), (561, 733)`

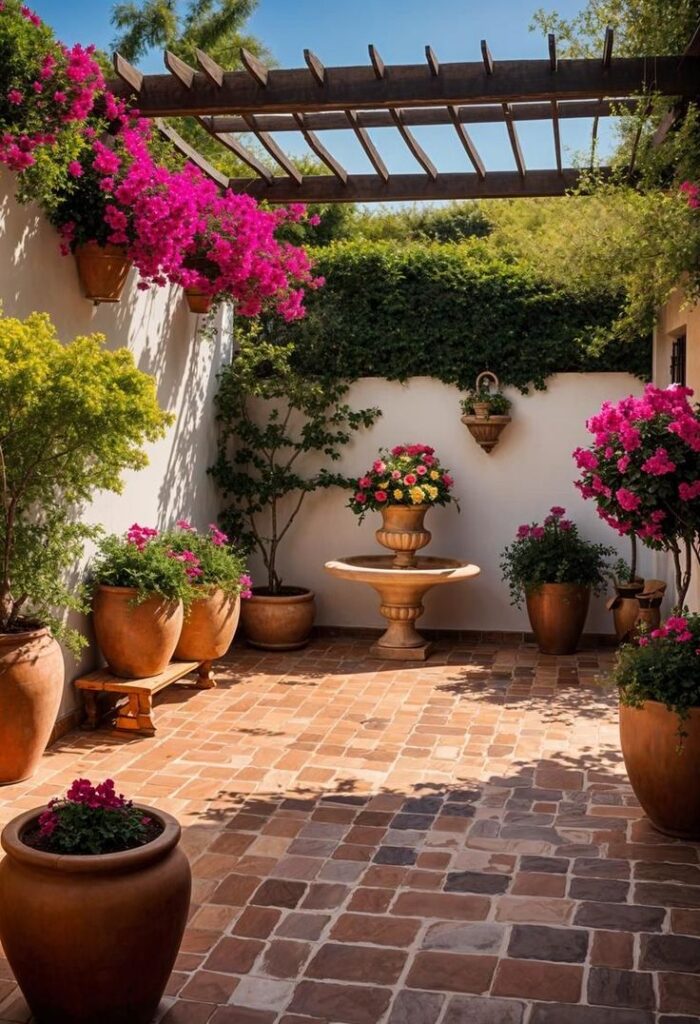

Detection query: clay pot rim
(526, 581), (591, 593)
(1, 804), (181, 873)
(247, 587), (314, 605)
(0, 625), (52, 648)
(618, 695), (700, 713)
(74, 241), (129, 257)
(461, 413), (512, 424)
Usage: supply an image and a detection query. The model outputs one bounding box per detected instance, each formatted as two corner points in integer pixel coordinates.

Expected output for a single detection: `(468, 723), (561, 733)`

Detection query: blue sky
(31, 0), (616, 185)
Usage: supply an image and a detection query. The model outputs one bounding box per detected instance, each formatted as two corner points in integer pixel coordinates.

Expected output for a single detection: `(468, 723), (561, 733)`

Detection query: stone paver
(0, 636), (699, 1023)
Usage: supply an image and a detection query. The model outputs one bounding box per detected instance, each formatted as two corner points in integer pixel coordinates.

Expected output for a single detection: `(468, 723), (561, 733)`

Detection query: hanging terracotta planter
(92, 585), (183, 679)
(182, 256), (215, 314)
(375, 504), (432, 568)
(461, 371), (512, 453)
(0, 628), (64, 784)
(0, 805), (191, 1024)
(74, 242), (131, 304)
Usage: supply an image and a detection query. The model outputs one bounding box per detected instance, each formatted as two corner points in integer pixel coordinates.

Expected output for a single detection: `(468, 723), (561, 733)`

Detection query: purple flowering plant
(30, 778), (159, 855)
(500, 507), (614, 607)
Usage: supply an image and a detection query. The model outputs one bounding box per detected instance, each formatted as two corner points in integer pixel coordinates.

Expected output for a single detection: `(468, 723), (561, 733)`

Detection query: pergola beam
(390, 108), (438, 179)
(156, 119), (229, 187)
(229, 168), (597, 203)
(293, 112), (348, 183)
(201, 98), (637, 134)
(448, 105), (485, 178)
(241, 113), (302, 183)
(107, 56), (699, 116)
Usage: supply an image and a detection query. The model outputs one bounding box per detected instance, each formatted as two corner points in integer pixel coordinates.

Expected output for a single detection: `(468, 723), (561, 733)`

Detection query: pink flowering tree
(573, 384), (700, 609)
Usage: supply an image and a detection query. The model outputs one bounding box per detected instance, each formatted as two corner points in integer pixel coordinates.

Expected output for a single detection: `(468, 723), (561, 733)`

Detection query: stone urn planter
(526, 582), (590, 655)
(620, 701), (700, 839)
(0, 628), (63, 784)
(240, 587), (315, 650)
(0, 805), (191, 1024)
(375, 505), (432, 568)
(92, 585), (183, 678)
(174, 588), (240, 662)
(74, 243), (131, 304)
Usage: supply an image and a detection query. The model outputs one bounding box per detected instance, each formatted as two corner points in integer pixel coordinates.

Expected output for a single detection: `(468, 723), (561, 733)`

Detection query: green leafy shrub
(501, 506), (614, 607)
(460, 388), (512, 416)
(164, 520), (250, 597)
(613, 613), (700, 728)
(210, 327), (380, 594)
(90, 528), (197, 606)
(0, 311), (172, 652)
(254, 240), (650, 392)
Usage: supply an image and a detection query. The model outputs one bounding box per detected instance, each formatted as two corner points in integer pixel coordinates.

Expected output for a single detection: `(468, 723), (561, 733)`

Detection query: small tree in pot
(210, 327), (380, 650)
(0, 310), (171, 782)
(500, 506), (613, 654)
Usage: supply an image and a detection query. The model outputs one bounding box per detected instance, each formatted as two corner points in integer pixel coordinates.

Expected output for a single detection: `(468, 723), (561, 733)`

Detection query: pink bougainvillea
(573, 383), (700, 608)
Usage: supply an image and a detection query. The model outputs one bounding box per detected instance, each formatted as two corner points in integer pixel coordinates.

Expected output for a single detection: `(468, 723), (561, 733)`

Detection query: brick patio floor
(1, 636), (699, 1024)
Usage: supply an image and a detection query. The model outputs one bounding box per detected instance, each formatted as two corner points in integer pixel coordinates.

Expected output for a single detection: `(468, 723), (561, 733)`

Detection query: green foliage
(613, 613), (700, 725)
(33, 779), (157, 855)
(164, 523), (248, 596)
(0, 311), (172, 650)
(500, 509), (614, 607)
(91, 533), (197, 605)
(261, 239), (649, 392)
(209, 327), (381, 593)
(350, 203), (492, 243)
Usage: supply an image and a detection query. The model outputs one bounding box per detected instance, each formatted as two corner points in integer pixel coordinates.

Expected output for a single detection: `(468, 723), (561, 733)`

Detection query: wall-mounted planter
(184, 287), (213, 315)
(461, 413), (511, 453)
(74, 242), (131, 304)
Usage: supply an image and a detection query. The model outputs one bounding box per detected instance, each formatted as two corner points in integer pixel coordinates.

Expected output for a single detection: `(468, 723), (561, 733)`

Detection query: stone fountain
(325, 506), (480, 661)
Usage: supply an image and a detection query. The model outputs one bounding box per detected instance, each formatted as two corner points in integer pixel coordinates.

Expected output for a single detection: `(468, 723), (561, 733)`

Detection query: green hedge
(261, 239), (650, 392)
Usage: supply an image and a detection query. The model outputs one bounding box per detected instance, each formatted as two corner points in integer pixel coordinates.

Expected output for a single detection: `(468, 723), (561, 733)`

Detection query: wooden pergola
(108, 28), (700, 203)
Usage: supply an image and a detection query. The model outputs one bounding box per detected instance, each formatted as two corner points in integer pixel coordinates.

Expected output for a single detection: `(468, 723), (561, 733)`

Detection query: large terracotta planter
(174, 588), (240, 661)
(0, 805), (191, 1024)
(376, 505), (432, 568)
(92, 585), (183, 678)
(240, 587), (315, 650)
(525, 582), (590, 655)
(620, 700), (700, 839)
(0, 628), (64, 785)
(74, 243), (131, 304)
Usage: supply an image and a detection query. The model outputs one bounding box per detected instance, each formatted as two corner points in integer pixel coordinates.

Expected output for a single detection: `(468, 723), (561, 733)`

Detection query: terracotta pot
(620, 700), (700, 839)
(375, 505), (432, 568)
(240, 587), (315, 650)
(174, 588), (240, 661)
(74, 243), (131, 303)
(0, 805), (191, 1024)
(461, 413), (511, 453)
(609, 579), (645, 642)
(184, 287), (213, 315)
(92, 585), (183, 678)
(0, 628), (64, 785)
(525, 582), (590, 655)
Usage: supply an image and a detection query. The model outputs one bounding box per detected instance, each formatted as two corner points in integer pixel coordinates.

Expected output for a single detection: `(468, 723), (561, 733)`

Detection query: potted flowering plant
(167, 519), (251, 665)
(500, 507), (614, 654)
(460, 371), (512, 453)
(90, 525), (197, 678)
(574, 383), (700, 611)
(613, 614), (700, 838)
(0, 778), (190, 1024)
(348, 444), (456, 568)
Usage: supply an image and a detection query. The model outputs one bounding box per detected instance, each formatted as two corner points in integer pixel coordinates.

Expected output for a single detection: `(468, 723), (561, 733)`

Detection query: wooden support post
(196, 661), (217, 689)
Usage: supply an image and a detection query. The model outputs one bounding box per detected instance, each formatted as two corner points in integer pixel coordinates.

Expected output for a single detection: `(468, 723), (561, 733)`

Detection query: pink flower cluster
(168, 548), (203, 580)
(516, 506), (573, 541)
(638, 615), (694, 646)
(0, 3), (104, 172)
(680, 181), (700, 209)
(239, 573), (253, 600)
(38, 777), (127, 837)
(573, 384), (700, 546)
(126, 523), (158, 551)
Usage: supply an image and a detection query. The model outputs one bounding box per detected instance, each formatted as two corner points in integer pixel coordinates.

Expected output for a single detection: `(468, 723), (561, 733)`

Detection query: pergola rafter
(110, 29), (700, 203)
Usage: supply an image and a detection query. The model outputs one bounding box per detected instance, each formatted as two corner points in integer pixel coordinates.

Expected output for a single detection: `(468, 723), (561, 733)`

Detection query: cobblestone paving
(0, 637), (699, 1023)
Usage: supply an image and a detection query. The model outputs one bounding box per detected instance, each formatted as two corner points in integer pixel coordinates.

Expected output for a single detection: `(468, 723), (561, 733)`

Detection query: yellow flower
(409, 486), (425, 504)
(393, 488), (404, 500)
(425, 485), (438, 500)
(378, 480), (389, 488)
(430, 470), (440, 481)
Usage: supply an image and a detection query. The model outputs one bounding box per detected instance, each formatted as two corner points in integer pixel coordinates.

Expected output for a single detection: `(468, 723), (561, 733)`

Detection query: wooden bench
(75, 660), (215, 736)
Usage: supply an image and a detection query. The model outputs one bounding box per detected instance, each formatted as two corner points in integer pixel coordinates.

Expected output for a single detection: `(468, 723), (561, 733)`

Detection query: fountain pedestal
(324, 555), (480, 660)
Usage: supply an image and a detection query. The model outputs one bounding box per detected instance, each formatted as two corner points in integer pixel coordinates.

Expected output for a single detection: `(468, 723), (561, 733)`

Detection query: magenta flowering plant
(90, 526), (198, 606)
(613, 613), (700, 729)
(500, 506), (614, 607)
(164, 520), (250, 598)
(0, 0), (105, 204)
(26, 778), (160, 855)
(573, 384), (700, 609)
(348, 445), (456, 521)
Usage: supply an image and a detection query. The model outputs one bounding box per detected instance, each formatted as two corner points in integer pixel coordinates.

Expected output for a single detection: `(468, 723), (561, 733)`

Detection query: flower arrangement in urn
(0, 777), (191, 1024)
(500, 507), (613, 654)
(612, 614), (700, 839)
(349, 445), (457, 567)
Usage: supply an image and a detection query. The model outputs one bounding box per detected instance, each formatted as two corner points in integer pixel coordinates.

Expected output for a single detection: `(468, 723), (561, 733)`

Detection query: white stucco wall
(0, 169), (233, 719)
(244, 373), (666, 636)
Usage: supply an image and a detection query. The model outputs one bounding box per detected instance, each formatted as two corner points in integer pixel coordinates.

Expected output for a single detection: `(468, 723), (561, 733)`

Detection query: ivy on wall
(254, 240), (651, 392)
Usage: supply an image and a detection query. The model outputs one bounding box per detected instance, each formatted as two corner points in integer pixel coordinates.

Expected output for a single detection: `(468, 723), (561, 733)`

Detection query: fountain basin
(325, 555), (481, 660)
